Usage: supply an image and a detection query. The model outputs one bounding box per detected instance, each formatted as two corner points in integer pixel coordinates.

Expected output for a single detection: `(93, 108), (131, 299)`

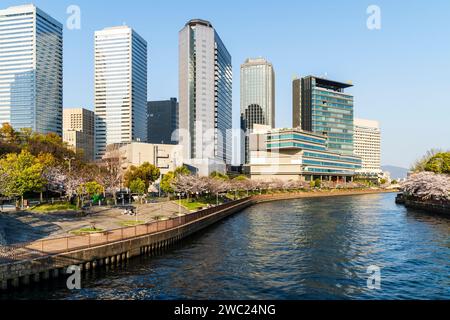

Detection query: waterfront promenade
(0, 189), (394, 291)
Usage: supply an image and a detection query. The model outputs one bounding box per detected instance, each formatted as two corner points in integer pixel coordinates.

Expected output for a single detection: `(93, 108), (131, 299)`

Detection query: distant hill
(382, 165), (409, 180)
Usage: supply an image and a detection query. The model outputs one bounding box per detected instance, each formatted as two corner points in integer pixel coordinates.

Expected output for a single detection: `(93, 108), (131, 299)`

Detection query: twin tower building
(0, 4), (380, 178)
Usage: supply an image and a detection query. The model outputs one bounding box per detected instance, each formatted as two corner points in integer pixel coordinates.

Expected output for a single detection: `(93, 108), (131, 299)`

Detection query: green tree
(210, 171), (229, 180)
(130, 178), (146, 203)
(161, 172), (175, 194)
(314, 179), (321, 189)
(84, 181), (104, 198)
(160, 166), (191, 196)
(124, 162), (160, 190)
(76, 181), (103, 208)
(0, 150), (46, 208)
(175, 165), (191, 176)
(411, 148), (442, 172)
(0, 123), (19, 144)
(424, 152), (450, 174)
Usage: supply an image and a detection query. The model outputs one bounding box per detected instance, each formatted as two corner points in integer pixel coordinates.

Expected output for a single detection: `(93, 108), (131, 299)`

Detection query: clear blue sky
(4, 0), (450, 168)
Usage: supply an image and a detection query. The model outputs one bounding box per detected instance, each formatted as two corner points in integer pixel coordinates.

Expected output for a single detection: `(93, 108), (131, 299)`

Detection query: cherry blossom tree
(401, 172), (450, 202)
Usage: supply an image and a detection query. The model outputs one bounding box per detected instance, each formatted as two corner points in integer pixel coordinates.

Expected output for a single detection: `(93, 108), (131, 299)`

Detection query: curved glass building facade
(179, 19), (232, 174)
(0, 4), (62, 135)
(248, 125), (362, 182)
(240, 58), (275, 164)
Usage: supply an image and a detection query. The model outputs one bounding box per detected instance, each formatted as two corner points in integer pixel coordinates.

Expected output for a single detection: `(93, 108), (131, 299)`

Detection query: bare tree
(98, 144), (125, 205)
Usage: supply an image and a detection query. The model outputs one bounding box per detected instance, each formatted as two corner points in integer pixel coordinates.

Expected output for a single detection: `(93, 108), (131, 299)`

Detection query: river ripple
(4, 193), (450, 300)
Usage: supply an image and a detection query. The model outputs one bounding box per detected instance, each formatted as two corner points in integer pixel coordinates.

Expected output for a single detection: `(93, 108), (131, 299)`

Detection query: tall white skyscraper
(354, 118), (382, 177)
(0, 4), (63, 135)
(240, 58), (275, 164)
(179, 19), (232, 175)
(94, 26), (147, 160)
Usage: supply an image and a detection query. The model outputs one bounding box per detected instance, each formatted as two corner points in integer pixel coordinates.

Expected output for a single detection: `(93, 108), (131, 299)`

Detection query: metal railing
(0, 197), (251, 265)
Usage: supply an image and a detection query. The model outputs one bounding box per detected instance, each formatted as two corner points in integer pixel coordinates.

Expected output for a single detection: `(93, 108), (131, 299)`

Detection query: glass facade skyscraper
(240, 58), (275, 164)
(94, 26), (147, 160)
(0, 4), (63, 135)
(147, 98), (179, 145)
(179, 19), (232, 174)
(293, 76), (354, 155)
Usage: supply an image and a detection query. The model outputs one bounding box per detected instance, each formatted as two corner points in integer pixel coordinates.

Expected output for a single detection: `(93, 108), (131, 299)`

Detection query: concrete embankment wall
(0, 199), (253, 291)
(0, 189), (394, 291)
(253, 189), (395, 204)
(404, 199), (450, 215)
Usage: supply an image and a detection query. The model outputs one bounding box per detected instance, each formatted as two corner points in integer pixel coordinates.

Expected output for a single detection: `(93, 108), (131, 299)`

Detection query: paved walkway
(0, 201), (188, 245)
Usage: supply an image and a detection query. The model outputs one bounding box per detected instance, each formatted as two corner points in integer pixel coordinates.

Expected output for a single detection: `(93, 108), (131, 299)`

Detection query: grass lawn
(70, 227), (104, 235)
(31, 202), (77, 213)
(175, 197), (223, 211)
(117, 220), (145, 227)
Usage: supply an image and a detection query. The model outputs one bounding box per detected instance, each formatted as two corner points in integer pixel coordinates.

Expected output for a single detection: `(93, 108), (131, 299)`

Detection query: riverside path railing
(0, 198), (251, 265)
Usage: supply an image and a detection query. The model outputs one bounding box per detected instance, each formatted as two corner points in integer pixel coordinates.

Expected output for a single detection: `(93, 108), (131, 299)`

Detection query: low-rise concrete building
(113, 142), (183, 175)
(246, 125), (362, 182)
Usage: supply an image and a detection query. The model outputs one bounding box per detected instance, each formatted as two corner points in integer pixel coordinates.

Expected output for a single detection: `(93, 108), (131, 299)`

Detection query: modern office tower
(0, 4), (63, 135)
(94, 26), (147, 160)
(63, 108), (95, 162)
(354, 118), (382, 177)
(240, 58), (275, 164)
(293, 76), (354, 155)
(147, 98), (179, 145)
(179, 19), (232, 175)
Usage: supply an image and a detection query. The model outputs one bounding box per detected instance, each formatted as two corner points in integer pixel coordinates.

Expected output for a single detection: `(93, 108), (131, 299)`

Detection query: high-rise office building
(354, 118), (382, 177)
(147, 98), (179, 145)
(63, 108), (95, 162)
(0, 4), (63, 135)
(179, 19), (232, 175)
(94, 26), (147, 160)
(293, 76), (354, 155)
(240, 58), (275, 164)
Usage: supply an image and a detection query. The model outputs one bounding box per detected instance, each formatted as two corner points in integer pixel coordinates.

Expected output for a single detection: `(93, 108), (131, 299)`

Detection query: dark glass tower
(293, 76), (354, 155)
(147, 98), (179, 144)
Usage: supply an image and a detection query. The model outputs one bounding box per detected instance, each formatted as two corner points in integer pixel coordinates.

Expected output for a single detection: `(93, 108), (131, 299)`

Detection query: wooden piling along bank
(0, 189), (392, 291)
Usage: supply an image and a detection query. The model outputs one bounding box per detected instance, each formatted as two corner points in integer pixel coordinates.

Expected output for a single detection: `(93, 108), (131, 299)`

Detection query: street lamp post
(64, 156), (76, 174)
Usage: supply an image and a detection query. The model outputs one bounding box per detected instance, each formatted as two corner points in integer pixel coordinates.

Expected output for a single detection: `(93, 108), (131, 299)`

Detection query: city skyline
(0, 0), (449, 168)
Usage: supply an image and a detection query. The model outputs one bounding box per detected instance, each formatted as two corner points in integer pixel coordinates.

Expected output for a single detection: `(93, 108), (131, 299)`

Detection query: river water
(4, 193), (450, 300)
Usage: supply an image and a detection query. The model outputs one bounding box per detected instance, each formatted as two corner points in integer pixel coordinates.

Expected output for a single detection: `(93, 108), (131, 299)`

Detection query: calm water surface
(4, 193), (450, 300)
